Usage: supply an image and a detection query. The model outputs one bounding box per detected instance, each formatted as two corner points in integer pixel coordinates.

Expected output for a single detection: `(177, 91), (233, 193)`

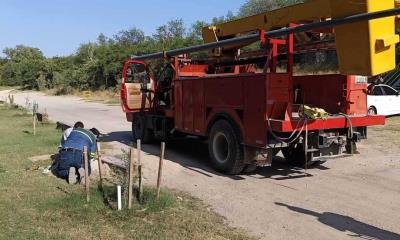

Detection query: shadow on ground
(276, 202), (400, 240)
(102, 131), (330, 180)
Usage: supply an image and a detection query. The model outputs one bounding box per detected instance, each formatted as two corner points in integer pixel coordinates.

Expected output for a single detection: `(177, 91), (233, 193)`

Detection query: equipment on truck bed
(121, 0), (398, 174)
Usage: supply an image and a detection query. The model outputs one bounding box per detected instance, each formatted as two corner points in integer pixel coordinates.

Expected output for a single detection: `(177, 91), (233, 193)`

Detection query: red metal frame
(270, 115), (385, 132)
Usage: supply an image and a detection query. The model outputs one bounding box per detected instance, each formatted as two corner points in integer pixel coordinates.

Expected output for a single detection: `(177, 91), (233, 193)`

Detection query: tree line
(0, 0), (308, 93)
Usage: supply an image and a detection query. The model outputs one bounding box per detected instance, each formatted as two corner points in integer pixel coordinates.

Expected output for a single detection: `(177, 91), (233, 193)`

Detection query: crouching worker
(54, 125), (99, 184)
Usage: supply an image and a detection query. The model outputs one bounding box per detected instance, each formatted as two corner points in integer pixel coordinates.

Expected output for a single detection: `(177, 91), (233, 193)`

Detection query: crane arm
(203, 0), (400, 43)
(202, 0), (331, 43)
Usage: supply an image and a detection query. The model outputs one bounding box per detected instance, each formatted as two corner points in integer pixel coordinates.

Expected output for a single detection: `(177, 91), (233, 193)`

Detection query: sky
(0, 0), (244, 57)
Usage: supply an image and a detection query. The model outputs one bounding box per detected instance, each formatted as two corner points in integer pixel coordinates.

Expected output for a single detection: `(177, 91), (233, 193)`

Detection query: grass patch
(370, 116), (400, 132)
(0, 85), (13, 91)
(0, 104), (253, 240)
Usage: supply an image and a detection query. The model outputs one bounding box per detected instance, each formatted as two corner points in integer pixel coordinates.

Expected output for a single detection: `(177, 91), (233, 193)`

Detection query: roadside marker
(117, 185), (122, 211)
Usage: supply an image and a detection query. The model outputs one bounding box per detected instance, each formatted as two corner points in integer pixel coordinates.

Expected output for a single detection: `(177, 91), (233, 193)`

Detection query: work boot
(78, 168), (85, 185)
(68, 167), (78, 184)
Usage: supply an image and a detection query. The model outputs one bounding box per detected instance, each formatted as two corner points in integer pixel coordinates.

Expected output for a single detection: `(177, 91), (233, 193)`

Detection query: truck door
(121, 60), (153, 112)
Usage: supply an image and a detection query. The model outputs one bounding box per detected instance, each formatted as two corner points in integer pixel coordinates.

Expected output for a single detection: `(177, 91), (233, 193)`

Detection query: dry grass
(45, 88), (120, 105)
(366, 116), (400, 154)
(76, 89), (121, 105)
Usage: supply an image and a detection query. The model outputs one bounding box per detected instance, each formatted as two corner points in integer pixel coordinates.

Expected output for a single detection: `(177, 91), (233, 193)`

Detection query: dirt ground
(2, 89), (400, 240)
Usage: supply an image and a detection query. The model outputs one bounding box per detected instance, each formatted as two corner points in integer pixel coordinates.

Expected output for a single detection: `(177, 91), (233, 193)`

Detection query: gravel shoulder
(2, 89), (399, 240)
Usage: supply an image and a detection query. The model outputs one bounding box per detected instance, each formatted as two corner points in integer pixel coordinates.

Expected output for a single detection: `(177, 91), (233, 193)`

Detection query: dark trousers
(55, 149), (91, 179)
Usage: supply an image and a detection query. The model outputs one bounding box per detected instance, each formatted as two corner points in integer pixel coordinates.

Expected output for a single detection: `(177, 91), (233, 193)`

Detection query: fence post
(128, 147), (135, 209)
(83, 146), (90, 203)
(137, 139), (143, 202)
(96, 142), (103, 191)
(156, 142), (165, 200)
(32, 102), (38, 136)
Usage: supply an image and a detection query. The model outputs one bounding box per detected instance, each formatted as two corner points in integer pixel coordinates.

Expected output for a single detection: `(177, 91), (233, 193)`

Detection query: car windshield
(372, 86), (384, 96)
(382, 86), (398, 95)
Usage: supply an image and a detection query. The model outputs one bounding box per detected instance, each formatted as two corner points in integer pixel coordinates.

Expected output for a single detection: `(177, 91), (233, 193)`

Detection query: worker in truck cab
(54, 126), (99, 184)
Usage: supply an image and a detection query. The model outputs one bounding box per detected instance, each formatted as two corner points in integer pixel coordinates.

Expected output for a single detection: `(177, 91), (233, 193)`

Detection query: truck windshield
(126, 63), (149, 84)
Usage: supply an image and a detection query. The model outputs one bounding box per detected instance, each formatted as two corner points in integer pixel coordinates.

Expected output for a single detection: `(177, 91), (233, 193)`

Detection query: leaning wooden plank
(101, 155), (127, 169)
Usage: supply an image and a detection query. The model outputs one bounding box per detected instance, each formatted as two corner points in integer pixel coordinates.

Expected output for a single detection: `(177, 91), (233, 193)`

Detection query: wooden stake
(128, 147), (135, 209)
(33, 114), (36, 136)
(32, 102), (38, 136)
(156, 142), (165, 200)
(96, 142), (103, 191)
(83, 146), (90, 203)
(137, 139), (143, 202)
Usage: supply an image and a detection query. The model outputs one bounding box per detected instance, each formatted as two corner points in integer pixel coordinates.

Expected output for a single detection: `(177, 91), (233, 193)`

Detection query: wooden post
(83, 146), (90, 203)
(32, 102), (38, 136)
(137, 139), (143, 202)
(156, 142), (165, 200)
(128, 147), (135, 209)
(33, 114), (36, 136)
(96, 142), (103, 191)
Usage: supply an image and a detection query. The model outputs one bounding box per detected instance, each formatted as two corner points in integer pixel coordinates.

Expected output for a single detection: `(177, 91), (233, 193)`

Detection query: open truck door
(121, 60), (153, 113)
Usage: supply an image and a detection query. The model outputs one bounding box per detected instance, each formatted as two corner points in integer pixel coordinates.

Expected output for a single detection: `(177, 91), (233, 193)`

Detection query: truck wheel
(368, 107), (377, 115)
(132, 114), (154, 143)
(281, 145), (313, 168)
(208, 120), (245, 174)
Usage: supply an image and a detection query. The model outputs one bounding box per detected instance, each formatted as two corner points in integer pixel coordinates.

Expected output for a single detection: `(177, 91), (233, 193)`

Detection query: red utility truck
(120, 1), (399, 174)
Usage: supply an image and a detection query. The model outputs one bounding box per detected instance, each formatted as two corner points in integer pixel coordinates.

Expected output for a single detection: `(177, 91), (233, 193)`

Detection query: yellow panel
(331, 0), (397, 76)
(202, 0), (332, 43)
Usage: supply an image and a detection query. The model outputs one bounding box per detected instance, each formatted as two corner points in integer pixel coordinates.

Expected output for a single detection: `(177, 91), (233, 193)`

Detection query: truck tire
(208, 120), (245, 174)
(132, 113), (154, 143)
(368, 107), (377, 115)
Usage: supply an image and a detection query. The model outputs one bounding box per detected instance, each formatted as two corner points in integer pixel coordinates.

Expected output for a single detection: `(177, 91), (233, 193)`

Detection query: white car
(367, 84), (400, 116)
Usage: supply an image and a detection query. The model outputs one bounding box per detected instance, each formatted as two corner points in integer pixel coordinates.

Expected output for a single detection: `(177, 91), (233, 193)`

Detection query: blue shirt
(61, 128), (97, 158)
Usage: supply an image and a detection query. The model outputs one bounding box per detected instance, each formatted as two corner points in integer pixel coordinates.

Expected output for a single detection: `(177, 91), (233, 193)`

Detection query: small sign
(355, 76), (367, 84)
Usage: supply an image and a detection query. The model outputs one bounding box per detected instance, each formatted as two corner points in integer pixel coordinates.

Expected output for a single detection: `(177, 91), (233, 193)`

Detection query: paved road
(0, 90), (130, 133)
(2, 89), (400, 240)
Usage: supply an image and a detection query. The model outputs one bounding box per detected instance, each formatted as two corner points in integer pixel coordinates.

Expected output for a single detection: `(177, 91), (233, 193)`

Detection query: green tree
(0, 45), (45, 89)
(239, 0), (303, 17)
(114, 27), (145, 46)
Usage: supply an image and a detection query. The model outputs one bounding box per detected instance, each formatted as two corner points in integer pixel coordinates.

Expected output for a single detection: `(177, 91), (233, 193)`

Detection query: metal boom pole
(132, 8), (400, 61)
